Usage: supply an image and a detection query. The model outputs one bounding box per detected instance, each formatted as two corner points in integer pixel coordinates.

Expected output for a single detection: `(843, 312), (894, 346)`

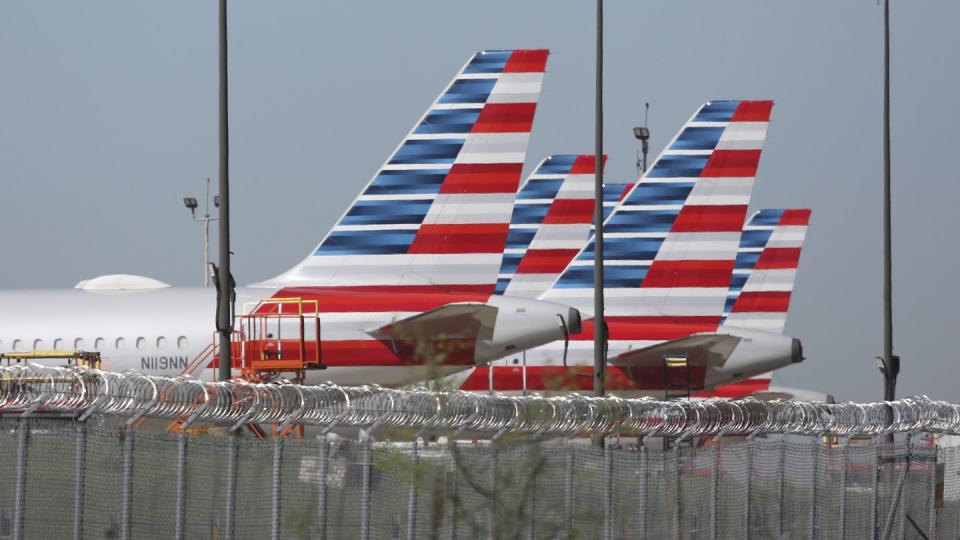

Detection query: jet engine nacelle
(704, 327), (803, 389)
(475, 296), (581, 365)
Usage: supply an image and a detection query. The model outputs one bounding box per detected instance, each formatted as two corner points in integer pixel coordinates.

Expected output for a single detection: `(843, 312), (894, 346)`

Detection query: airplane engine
(476, 296), (581, 365)
(703, 327), (803, 389)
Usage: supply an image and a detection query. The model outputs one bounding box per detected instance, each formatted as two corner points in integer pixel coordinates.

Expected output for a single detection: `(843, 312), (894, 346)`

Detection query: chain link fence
(0, 417), (958, 539)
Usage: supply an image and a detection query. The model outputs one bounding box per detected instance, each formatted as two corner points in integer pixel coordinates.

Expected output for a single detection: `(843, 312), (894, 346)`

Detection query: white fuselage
(0, 285), (577, 387)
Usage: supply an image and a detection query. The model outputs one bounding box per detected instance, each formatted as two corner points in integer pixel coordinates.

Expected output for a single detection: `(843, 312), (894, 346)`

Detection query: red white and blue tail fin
(543, 100), (774, 337)
(722, 208), (811, 333)
(497, 155), (611, 298)
(259, 50), (549, 292)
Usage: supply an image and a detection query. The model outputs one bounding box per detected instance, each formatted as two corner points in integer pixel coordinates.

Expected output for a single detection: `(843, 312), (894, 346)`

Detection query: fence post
(72, 422), (86, 540)
(711, 443), (719, 540)
(120, 427), (134, 540)
(778, 438), (785, 538)
(271, 436), (283, 540)
(406, 437), (419, 540)
(603, 441), (613, 540)
(173, 431), (188, 540)
(489, 440), (498, 539)
(673, 446), (681, 540)
(12, 418), (29, 540)
(360, 436), (372, 540)
(526, 469), (535, 540)
(565, 443), (574, 536)
(745, 439), (753, 540)
(639, 441), (647, 539)
(173, 400), (208, 540)
(317, 437), (328, 539)
(809, 435), (819, 540)
(838, 437), (848, 540)
(224, 432), (238, 540)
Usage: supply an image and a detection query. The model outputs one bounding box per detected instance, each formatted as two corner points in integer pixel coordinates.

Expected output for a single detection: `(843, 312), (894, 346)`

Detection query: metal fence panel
(781, 436), (817, 538)
(182, 433), (230, 538)
(716, 440), (750, 539)
(749, 438), (783, 538)
(6, 416), (960, 539)
(906, 441), (937, 540)
(938, 444), (960, 540)
(22, 419), (77, 539)
(844, 442), (879, 540)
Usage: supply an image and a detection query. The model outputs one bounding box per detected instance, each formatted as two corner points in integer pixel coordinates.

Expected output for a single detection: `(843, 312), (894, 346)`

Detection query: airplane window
(136, 337), (145, 350)
(74, 338), (85, 350)
(94, 338), (104, 351)
(177, 336), (188, 350)
(157, 336), (167, 349)
(53, 339), (63, 350)
(116, 337), (126, 350)
(33, 339), (44, 351)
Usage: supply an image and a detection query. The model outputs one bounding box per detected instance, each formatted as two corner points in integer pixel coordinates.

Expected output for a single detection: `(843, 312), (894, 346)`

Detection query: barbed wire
(0, 364), (957, 438)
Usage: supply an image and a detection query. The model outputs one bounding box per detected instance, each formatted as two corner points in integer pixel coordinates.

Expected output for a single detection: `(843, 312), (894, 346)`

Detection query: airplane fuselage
(0, 285), (579, 387)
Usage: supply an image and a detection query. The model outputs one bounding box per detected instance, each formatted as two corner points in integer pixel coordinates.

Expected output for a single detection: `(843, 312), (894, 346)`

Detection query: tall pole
(882, 0), (895, 401)
(217, 0), (233, 382)
(593, 0), (606, 403)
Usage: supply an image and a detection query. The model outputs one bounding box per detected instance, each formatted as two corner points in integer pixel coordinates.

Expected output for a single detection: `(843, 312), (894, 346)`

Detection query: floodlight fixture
(183, 197), (198, 210)
(633, 126), (650, 141)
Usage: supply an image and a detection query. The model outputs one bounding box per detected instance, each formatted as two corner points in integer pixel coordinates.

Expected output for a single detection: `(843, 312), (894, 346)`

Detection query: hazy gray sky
(1, 1), (957, 402)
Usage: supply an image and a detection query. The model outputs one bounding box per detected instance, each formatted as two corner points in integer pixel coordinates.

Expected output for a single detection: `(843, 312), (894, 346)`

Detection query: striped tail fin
(497, 155), (609, 298)
(722, 208), (811, 333)
(543, 100), (773, 350)
(259, 50), (549, 292)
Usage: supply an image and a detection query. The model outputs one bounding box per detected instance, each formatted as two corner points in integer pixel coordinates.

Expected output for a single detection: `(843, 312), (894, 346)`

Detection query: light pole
(591, 0), (606, 449)
(182, 178), (219, 286)
(216, 0), (233, 384)
(880, 0), (897, 401)
(634, 102), (650, 178)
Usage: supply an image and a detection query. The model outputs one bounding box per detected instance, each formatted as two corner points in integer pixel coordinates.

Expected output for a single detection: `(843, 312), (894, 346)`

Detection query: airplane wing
(367, 303), (497, 363)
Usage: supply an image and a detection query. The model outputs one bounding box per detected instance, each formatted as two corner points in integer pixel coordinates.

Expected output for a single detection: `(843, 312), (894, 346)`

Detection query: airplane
(0, 49), (584, 386)
(458, 99), (808, 396)
(495, 153), (627, 299)
(696, 208), (830, 401)
(457, 206), (819, 398)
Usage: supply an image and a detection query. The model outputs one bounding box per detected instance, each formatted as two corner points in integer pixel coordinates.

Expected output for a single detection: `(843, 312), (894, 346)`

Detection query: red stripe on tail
(502, 49), (549, 73)
(731, 291), (792, 312)
(671, 205), (747, 232)
(514, 249), (581, 274)
(471, 103), (537, 133)
(642, 260), (736, 288)
(700, 149), (762, 178)
(542, 199), (594, 224)
(754, 247), (802, 269)
(440, 163), (523, 194)
(408, 223), (509, 254)
(731, 100), (774, 122)
(778, 209), (812, 226)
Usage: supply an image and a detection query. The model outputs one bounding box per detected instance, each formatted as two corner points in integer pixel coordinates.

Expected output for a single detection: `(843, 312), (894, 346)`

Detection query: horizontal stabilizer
(610, 333), (741, 370)
(367, 303), (497, 363)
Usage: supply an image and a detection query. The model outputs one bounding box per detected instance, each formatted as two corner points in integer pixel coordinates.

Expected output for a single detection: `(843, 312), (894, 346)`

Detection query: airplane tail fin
(497, 155), (606, 298)
(259, 50), (549, 293)
(722, 208), (811, 333)
(543, 100), (774, 334)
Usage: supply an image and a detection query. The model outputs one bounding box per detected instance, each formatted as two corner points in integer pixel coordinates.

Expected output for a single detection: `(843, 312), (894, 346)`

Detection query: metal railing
(1, 364), (959, 438)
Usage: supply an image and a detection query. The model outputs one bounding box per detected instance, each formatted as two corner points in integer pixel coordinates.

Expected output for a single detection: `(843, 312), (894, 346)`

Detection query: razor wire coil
(2, 364), (960, 438)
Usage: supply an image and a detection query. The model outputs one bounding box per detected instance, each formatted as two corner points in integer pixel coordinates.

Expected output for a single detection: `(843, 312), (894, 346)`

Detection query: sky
(1, 1), (958, 402)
